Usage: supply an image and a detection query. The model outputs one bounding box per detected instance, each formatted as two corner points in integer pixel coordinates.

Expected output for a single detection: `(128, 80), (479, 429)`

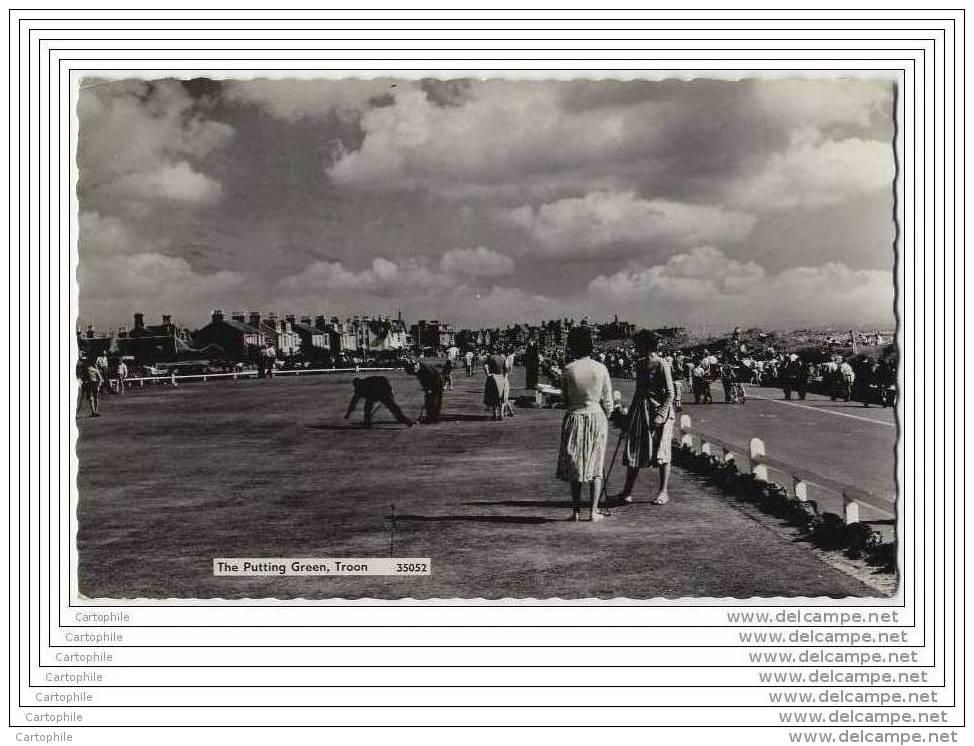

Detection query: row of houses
(455, 316), (638, 351)
(79, 311), (417, 364)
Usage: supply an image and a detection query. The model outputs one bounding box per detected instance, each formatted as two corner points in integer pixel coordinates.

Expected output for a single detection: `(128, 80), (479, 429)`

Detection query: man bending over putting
(345, 376), (414, 428)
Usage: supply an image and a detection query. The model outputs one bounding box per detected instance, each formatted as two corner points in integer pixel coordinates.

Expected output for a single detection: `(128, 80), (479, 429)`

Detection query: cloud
(107, 161), (222, 203)
(326, 84), (663, 195)
(500, 192), (756, 257)
(278, 257), (455, 298)
(77, 210), (246, 325)
(748, 79), (893, 131)
(439, 247), (515, 277)
(586, 247), (893, 327)
(730, 133), (894, 211)
(223, 78), (403, 121)
(77, 79), (233, 207)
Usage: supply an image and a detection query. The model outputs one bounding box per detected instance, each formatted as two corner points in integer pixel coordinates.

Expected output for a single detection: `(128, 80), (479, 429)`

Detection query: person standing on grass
(556, 326), (613, 522)
(523, 339), (541, 390)
(406, 358), (445, 424)
(80, 358), (104, 417)
(261, 343), (277, 378)
(616, 330), (675, 506)
(116, 359), (128, 395)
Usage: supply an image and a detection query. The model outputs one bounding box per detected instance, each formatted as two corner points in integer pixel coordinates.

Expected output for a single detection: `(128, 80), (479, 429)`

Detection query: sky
(76, 76), (897, 332)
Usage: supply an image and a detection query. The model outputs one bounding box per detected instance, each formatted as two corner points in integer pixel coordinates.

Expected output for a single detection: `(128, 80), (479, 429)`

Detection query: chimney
(300, 315), (312, 325)
(248, 311), (262, 328)
(314, 315), (328, 331)
(85, 324), (94, 339)
(162, 314), (172, 326)
(211, 309), (224, 323)
(133, 312), (144, 331)
(285, 314), (295, 323)
(231, 311), (246, 324)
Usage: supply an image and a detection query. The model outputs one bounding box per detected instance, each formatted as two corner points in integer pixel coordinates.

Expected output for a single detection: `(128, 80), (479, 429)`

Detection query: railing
(117, 366), (403, 388)
(676, 413), (895, 525)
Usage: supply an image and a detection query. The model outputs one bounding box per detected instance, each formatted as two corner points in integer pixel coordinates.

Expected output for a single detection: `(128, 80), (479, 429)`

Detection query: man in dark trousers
(344, 376), (414, 428)
(406, 359), (445, 424)
(524, 340), (541, 390)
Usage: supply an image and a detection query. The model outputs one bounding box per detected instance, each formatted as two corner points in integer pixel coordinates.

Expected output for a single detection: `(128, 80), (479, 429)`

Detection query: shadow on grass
(390, 513), (558, 525)
(308, 423), (407, 431)
(434, 413), (493, 422)
(464, 499), (575, 509)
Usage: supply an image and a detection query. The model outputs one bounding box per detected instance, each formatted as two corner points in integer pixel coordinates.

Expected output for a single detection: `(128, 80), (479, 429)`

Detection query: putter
(598, 426), (629, 514)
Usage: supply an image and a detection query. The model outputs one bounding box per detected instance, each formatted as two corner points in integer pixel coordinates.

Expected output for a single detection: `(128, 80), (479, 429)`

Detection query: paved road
(606, 375), (897, 523)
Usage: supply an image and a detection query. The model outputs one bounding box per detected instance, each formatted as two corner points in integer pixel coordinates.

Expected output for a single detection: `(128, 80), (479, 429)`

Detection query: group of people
(75, 353), (133, 417)
(556, 328), (674, 522)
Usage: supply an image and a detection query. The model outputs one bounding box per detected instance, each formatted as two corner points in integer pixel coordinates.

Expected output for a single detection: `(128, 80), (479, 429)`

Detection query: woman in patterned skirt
(617, 330), (675, 505)
(556, 327), (614, 522)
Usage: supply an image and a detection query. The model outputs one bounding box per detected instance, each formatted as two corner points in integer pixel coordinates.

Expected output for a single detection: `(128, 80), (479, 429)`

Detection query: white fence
(677, 413), (895, 525)
(118, 366), (402, 388)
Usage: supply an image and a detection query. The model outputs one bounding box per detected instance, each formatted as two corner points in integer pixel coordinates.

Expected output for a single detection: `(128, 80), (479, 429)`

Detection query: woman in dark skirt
(617, 330), (675, 505)
(556, 327), (614, 521)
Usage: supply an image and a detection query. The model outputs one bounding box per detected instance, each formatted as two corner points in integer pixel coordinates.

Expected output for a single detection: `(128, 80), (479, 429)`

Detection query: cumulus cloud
(107, 161), (222, 203)
(223, 78), (401, 121)
(75, 77), (896, 329)
(326, 83), (663, 194)
(439, 247), (515, 277)
(78, 212), (246, 325)
(77, 79), (233, 207)
(586, 247), (893, 327)
(729, 133), (895, 211)
(500, 192), (756, 257)
(278, 257), (454, 299)
(749, 79), (893, 132)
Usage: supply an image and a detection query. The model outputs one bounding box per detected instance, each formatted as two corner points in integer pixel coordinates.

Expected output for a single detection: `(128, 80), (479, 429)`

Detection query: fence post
(793, 476), (809, 501)
(679, 414), (693, 449)
(750, 437), (768, 481)
(843, 493), (860, 524)
(170, 372), (177, 387)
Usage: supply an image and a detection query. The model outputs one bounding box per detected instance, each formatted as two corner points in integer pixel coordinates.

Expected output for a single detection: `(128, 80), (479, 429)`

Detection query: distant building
(118, 313), (197, 363)
(356, 315), (408, 352)
(294, 316), (331, 359)
(259, 313), (301, 357)
(193, 310), (264, 361)
(597, 315), (637, 341)
(410, 319), (455, 351)
(320, 316), (358, 356)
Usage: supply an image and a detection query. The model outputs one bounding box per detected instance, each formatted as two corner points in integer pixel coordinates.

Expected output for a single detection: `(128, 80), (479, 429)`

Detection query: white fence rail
(677, 413), (895, 525)
(119, 366), (402, 388)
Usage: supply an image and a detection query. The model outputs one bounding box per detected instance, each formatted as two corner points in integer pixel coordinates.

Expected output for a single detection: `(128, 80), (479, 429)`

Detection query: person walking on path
(615, 330), (675, 505)
(556, 327), (613, 522)
(483, 348), (511, 421)
(463, 349), (474, 377)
